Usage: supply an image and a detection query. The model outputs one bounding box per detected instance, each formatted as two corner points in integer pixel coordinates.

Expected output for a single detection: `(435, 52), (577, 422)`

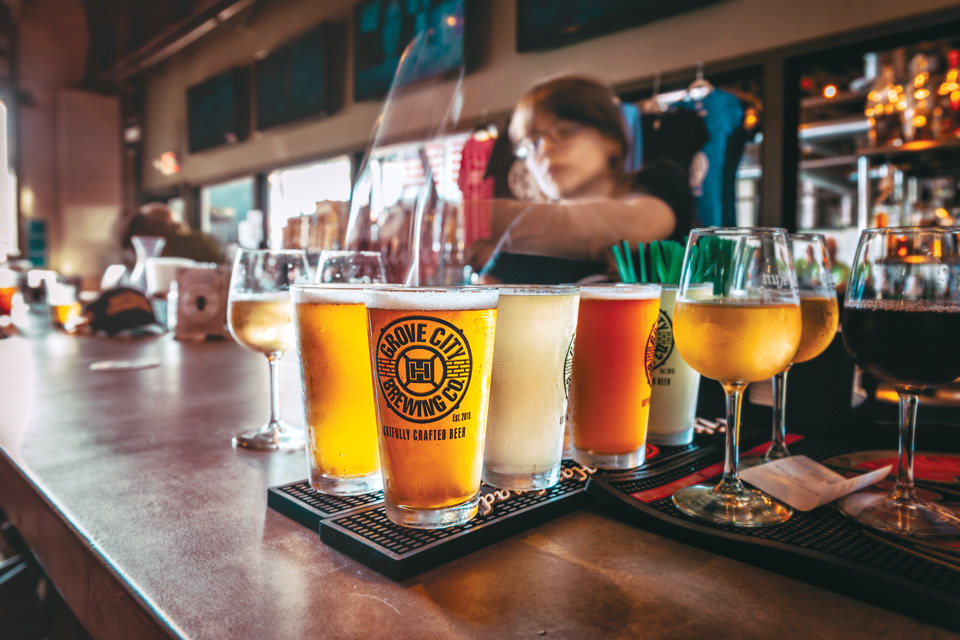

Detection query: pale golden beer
(292, 285), (381, 495)
(483, 286), (579, 490)
(227, 293), (296, 355)
(672, 302), (801, 383)
(366, 287), (498, 529)
(793, 295), (839, 364)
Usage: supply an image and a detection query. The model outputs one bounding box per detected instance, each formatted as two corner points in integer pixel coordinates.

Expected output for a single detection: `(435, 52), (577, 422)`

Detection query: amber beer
(570, 284), (661, 469)
(292, 285), (381, 495)
(227, 293), (296, 355)
(793, 294), (839, 363)
(672, 302), (801, 383)
(365, 286), (498, 528)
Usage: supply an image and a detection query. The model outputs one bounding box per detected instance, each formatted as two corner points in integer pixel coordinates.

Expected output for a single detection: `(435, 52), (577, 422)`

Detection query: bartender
(476, 76), (694, 284)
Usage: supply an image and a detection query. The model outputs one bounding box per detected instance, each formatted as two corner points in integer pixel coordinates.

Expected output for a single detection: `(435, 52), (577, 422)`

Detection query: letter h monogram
(407, 358), (433, 383)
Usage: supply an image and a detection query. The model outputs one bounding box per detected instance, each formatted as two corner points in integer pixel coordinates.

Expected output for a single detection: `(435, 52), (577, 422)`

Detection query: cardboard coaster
(585, 435), (960, 632)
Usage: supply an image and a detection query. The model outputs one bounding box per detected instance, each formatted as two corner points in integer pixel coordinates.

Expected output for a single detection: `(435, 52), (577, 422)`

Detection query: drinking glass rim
(578, 283), (661, 300)
(234, 248), (309, 256)
(366, 285), (500, 293)
(318, 250), (383, 257)
(789, 232), (827, 241)
(292, 282), (385, 290)
(692, 226), (788, 237)
(495, 284), (579, 295)
(860, 226), (959, 236)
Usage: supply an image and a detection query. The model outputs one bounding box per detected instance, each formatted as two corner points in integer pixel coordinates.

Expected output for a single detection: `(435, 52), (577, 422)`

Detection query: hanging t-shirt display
(641, 109), (709, 194)
(676, 89), (745, 227)
(620, 102), (644, 172)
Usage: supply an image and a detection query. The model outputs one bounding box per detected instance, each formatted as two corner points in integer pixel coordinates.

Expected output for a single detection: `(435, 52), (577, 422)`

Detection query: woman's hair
(120, 203), (178, 250)
(509, 76), (629, 174)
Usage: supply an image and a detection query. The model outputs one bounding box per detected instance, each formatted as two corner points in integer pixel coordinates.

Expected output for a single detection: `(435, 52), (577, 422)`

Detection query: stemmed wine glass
(840, 227), (960, 536)
(227, 249), (311, 451)
(671, 228), (801, 526)
(745, 233), (840, 465)
(315, 250), (386, 284)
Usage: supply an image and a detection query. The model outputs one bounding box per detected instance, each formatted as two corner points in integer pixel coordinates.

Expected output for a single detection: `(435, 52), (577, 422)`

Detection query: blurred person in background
(474, 76), (697, 284)
(119, 203), (226, 270)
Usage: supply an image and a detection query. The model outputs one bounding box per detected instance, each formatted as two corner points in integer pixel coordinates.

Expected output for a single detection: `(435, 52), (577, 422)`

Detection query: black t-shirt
(641, 110), (709, 182)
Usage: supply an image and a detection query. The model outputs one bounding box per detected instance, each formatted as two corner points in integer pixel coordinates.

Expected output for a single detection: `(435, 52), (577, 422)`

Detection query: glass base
(646, 428), (694, 446)
(673, 482), (792, 527)
(384, 494), (479, 529)
(573, 445), (644, 470)
(310, 470), (383, 496)
(839, 491), (960, 537)
(232, 421), (305, 452)
(482, 465), (561, 491)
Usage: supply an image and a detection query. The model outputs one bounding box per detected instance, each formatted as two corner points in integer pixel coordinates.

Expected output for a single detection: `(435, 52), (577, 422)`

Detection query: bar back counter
(0, 322), (955, 639)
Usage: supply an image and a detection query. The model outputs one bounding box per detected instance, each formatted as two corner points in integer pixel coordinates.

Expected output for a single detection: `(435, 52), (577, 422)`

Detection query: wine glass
(671, 228), (800, 526)
(227, 249), (311, 451)
(744, 233), (840, 465)
(315, 250), (386, 283)
(840, 227), (960, 537)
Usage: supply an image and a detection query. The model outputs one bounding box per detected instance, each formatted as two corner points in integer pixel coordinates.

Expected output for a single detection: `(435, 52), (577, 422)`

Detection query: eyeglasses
(515, 121), (584, 158)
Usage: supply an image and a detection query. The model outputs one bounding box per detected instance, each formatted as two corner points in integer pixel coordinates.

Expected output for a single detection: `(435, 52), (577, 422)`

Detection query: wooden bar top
(0, 319), (955, 639)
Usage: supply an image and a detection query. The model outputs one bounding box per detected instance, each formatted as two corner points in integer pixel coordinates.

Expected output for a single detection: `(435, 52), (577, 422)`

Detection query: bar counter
(0, 320), (955, 639)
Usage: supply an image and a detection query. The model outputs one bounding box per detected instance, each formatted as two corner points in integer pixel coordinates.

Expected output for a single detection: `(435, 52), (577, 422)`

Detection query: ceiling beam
(90, 0), (258, 90)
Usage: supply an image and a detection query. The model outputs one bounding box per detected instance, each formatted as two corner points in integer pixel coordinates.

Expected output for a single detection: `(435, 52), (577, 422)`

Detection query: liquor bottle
(903, 54), (934, 142)
(935, 50), (960, 139)
(865, 64), (904, 147)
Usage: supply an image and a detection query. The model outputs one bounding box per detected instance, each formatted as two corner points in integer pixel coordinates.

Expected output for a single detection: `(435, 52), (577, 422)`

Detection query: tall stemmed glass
(841, 227), (960, 536)
(316, 250), (386, 284)
(762, 233), (840, 462)
(228, 249), (311, 451)
(672, 228), (801, 526)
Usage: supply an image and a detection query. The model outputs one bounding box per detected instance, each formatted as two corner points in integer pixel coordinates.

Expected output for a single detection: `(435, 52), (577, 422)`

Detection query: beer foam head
(291, 283), (369, 305)
(497, 285), (578, 297)
(578, 284), (661, 300)
(365, 286), (499, 311)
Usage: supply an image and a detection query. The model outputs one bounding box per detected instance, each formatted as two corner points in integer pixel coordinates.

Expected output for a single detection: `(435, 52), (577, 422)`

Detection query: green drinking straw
(611, 243), (629, 283)
(622, 240), (637, 284)
(637, 242), (648, 283)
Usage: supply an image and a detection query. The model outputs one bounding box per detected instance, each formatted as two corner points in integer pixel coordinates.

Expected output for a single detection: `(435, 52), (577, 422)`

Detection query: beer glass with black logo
(292, 284), (382, 495)
(841, 227), (960, 537)
(483, 285), (580, 490)
(672, 228), (799, 527)
(569, 284), (661, 469)
(227, 249), (311, 451)
(365, 286), (499, 528)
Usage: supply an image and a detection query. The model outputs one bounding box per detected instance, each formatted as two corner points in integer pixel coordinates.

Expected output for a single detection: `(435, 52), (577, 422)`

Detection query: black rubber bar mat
(267, 437), (711, 533)
(268, 430), (742, 579)
(585, 434), (960, 632)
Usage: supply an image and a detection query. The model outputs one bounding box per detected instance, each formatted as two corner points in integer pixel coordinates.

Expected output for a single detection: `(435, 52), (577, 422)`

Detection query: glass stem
(267, 354), (283, 430)
(767, 366), (792, 460)
(718, 383), (746, 492)
(894, 392), (919, 501)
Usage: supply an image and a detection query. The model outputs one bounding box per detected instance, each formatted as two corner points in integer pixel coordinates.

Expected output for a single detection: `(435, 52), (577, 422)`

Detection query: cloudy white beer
(483, 286), (580, 491)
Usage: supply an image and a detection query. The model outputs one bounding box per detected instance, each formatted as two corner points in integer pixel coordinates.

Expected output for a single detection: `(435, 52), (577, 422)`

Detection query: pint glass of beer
(483, 285), (579, 491)
(365, 286), (498, 528)
(292, 284), (382, 495)
(569, 284), (661, 469)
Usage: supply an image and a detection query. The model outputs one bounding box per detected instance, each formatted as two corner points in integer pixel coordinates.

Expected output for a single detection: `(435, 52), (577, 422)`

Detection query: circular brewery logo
(375, 315), (472, 424)
(645, 322), (657, 386)
(563, 333), (575, 399)
(652, 309), (674, 370)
